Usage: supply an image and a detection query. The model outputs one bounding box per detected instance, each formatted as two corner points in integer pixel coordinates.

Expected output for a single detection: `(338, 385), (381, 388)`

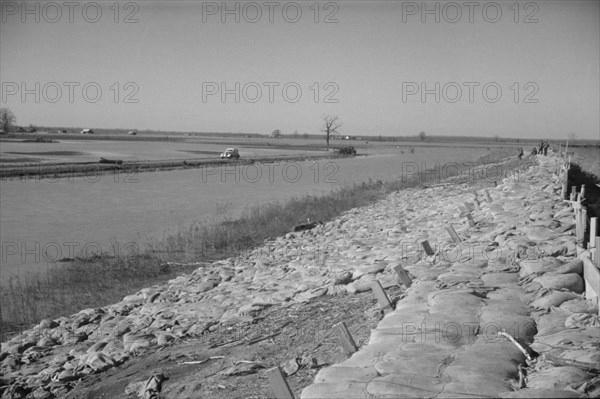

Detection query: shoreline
(0, 153), (346, 180)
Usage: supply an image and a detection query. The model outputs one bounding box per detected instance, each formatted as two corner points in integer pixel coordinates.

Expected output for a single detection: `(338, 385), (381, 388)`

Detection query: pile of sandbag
(501, 257), (600, 398)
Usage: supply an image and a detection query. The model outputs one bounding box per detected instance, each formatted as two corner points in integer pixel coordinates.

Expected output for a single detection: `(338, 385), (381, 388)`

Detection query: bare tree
(322, 115), (342, 146)
(0, 108), (16, 134)
(418, 131), (426, 141)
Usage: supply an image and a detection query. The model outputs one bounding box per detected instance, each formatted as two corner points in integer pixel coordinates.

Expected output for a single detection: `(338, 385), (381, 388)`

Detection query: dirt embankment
(2, 153), (598, 398)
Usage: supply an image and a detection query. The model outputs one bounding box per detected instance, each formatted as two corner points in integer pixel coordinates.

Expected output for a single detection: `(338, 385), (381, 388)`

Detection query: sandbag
(533, 273), (584, 294)
(532, 308), (573, 336)
(527, 366), (592, 391)
(519, 257), (563, 277)
(559, 298), (598, 314)
(500, 389), (581, 398)
(548, 259), (583, 276)
(564, 313), (600, 328)
(301, 382), (370, 399)
(529, 289), (581, 309)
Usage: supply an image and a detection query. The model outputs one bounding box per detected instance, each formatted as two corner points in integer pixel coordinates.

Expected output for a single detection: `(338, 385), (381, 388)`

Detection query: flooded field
(1, 140), (504, 278)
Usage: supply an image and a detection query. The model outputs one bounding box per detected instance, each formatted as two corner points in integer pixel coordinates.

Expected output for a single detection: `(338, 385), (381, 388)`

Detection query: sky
(1, 0), (599, 139)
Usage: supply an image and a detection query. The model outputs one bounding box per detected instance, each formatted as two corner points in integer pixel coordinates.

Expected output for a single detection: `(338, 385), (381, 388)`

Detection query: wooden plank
(370, 280), (392, 309)
(581, 207), (588, 248)
(393, 264), (413, 288)
(466, 213), (476, 227)
(582, 256), (600, 306)
(446, 225), (462, 243)
(266, 366), (295, 399)
(334, 322), (357, 355)
(421, 240), (435, 256)
(590, 217), (597, 248)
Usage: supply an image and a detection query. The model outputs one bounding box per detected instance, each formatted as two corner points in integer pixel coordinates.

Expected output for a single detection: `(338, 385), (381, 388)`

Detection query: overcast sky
(1, 1), (598, 139)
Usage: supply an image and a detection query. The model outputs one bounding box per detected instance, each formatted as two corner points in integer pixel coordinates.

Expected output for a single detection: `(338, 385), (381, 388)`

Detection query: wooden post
(334, 322), (357, 355)
(570, 186), (577, 201)
(370, 280), (392, 309)
(596, 238), (600, 267)
(446, 225), (462, 243)
(266, 367), (295, 399)
(581, 184), (586, 199)
(590, 217), (597, 249)
(561, 178), (568, 200)
(485, 189), (493, 203)
(466, 213), (476, 227)
(581, 207), (588, 248)
(421, 240), (435, 256)
(393, 264), (413, 288)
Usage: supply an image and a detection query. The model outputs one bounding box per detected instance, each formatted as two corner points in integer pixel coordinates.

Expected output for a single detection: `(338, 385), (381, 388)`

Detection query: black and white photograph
(1, 1), (599, 397)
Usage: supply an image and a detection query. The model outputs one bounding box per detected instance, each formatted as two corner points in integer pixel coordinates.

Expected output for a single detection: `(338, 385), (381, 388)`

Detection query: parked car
(334, 146), (357, 155)
(220, 148), (240, 159)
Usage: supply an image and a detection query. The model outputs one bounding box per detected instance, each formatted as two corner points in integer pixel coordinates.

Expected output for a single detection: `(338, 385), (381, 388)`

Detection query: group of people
(528, 140), (550, 157)
(518, 140), (550, 159)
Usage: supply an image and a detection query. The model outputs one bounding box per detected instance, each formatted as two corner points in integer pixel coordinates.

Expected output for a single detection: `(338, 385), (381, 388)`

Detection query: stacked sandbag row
(498, 256), (599, 398)
(302, 154), (599, 398)
(302, 257), (540, 398)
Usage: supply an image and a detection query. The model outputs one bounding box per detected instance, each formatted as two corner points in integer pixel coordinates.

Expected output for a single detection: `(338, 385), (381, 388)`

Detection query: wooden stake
(570, 186), (577, 201)
(446, 225), (462, 243)
(581, 184), (586, 199)
(334, 322), (357, 356)
(581, 207), (588, 248)
(370, 280), (392, 309)
(393, 264), (413, 288)
(266, 367), (295, 399)
(466, 213), (476, 227)
(485, 189), (493, 203)
(590, 217), (597, 248)
(561, 179), (568, 200)
(421, 240), (435, 256)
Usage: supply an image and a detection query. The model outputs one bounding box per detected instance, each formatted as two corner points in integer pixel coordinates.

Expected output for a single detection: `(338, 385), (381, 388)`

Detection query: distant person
(518, 147), (524, 160)
(539, 140), (544, 153)
(531, 147), (538, 156)
(543, 141), (549, 155)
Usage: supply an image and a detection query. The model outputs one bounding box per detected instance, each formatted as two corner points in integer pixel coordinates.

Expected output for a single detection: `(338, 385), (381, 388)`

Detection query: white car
(220, 148), (240, 159)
